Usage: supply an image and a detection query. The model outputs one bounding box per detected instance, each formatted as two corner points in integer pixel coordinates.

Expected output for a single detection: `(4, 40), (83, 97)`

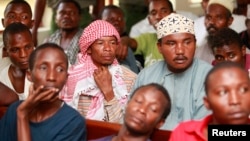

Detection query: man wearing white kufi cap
(195, 0), (245, 65)
(132, 13), (212, 130)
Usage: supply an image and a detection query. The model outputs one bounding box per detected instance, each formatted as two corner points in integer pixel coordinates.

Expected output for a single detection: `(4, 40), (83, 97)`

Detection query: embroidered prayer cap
(79, 20), (120, 55)
(208, 0), (234, 13)
(156, 13), (194, 39)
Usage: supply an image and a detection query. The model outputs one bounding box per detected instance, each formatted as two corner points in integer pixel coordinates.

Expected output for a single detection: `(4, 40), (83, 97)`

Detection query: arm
(0, 82), (18, 106)
(120, 36), (138, 51)
(17, 84), (59, 141)
(31, 0), (47, 46)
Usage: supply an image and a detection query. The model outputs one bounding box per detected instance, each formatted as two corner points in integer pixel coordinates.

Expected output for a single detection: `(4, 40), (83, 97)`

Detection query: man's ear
(26, 69), (33, 82)
(241, 45), (246, 57)
(87, 47), (92, 54)
(203, 96), (211, 110)
(157, 42), (163, 54)
(155, 119), (165, 129)
(227, 16), (234, 26)
(2, 18), (5, 28)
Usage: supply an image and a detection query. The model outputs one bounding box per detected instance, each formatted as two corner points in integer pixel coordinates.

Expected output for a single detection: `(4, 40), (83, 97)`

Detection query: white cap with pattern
(156, 13), (194, 39)
(208, 0), (234, 13)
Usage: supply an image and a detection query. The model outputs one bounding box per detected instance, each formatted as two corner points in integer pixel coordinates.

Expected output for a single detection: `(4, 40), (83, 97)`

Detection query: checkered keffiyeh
(156, 13), (195, 39)
(59, 20), (128, 120)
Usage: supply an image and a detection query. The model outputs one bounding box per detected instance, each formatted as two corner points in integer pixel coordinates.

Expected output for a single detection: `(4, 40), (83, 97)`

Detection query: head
(3, 22), (34, 70)
(245, 18), (250, 31)
(208, 28), (246, 67)
(79, 20), (120, 67)
(204, 61), (250, 124)
(148, 0), (174, 29)
(99, 5), (125, 36)
(124, 83), (171, 135)
(55, 0), (81, 30)
(27, 43), (68, 92)
(156, 13), (196, 73)
(2, 0), (33, 28)
(205, 0), (234, 36)
(201, 0), (209, 13)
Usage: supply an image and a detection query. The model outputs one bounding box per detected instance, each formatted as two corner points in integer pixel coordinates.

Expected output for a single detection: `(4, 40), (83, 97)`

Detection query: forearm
(32, 0), (46, 31)
(17, 110), (31, 141)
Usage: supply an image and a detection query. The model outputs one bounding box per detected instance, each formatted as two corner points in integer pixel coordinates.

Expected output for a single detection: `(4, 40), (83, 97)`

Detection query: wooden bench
(86, 119), (171, 141)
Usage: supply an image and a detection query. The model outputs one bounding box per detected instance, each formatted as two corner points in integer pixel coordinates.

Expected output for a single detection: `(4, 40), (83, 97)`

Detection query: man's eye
(218, 90), (227, 96)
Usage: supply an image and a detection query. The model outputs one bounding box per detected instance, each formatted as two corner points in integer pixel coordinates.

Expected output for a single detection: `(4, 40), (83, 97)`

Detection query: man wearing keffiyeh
(59, 20), (137, 123)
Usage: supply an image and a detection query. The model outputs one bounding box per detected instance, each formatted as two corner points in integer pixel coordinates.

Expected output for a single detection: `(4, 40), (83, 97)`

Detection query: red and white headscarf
(60, 20), (128, 120)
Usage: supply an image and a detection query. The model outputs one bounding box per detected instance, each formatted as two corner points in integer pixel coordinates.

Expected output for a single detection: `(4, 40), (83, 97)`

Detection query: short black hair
(98, 5), (124, 19)
(28, 43), (68, 71)
(4, 0), (32, 17)
(3, 22), (32, 47)
(149, 0), (174, 13)
(208, 27), (244, 52)
(204, 61), (248, 94)
(131, 83), (171, 120)
(55, 0), (81, 14)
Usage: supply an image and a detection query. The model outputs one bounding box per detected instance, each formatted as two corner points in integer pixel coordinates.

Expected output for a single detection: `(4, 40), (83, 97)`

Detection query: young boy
(208, 27), (250, 70)
(0, 43), (86, 141)
(0, 22), (34, 100)
(90, 83), (171, 141)
(169, 61), (250, 141)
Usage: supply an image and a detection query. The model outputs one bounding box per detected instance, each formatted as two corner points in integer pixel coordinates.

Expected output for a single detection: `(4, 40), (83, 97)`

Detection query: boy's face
(87, 36), (118, 68)
(157, 33), (196, 73)
(2, 3), (33, 28)
(124, 86), (166, 134)
(27, 48), (68, 92)
(6, 31), (34, 70)
(204, 67), (250, 124)
(213, 43), (246, 67)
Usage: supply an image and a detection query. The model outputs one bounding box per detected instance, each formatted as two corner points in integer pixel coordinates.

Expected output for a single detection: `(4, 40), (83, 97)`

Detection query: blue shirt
(132, 58), (212, 130)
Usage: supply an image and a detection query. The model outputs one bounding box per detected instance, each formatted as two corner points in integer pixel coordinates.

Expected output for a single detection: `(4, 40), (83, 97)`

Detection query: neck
(113, 126), (150, 141)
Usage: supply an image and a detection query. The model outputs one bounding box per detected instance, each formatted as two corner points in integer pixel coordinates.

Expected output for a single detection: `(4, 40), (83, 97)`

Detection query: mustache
(173, 55), (188, 61)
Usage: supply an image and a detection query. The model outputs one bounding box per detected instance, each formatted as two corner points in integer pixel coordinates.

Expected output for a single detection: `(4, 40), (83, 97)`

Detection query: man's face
(124, 86), (166, 134)
(2, 3), (33, 28)
(213, 43), (246, 67)
(101, 8), (125, 35)
(157, 33), (196, 73)
(6, 31), (34, 70)
(148, 0), (172, 29)
(87, 36), (118, 68)
(27, 47), (68, 92)
(205, 4), (233, 35)
(204, 67), (250, 124)
(55, 2), (81, 30)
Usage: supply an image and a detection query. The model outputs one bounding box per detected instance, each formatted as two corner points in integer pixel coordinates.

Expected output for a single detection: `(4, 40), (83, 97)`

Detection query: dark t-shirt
(0, 101), (86, 141)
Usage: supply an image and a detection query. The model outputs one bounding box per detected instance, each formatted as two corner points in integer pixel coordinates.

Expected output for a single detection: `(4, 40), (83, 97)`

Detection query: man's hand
(93, 66), (114, 101)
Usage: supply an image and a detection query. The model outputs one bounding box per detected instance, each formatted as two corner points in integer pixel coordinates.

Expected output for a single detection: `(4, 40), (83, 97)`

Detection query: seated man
(90, 83), (171, 141)
(208, 27), (250, 70)
(169, 61), (250, 140)
(0, 23), (34, 100)
(133, 13), (212, 130)
(0, 43), (86, 141)
(44, 0), (83, 65)
(100, 5), (139, 73)
(60, 20), (137, 123)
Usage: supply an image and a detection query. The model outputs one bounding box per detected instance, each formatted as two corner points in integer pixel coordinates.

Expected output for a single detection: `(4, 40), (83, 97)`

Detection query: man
(0, 43), (86, 141)
(133, 13), (212, 130)
(100, 5), (139, 73)
(121, 0), (174, 68)
(90, 83), (171, 141)
(194, 0), (247, 49)
(195, 0), (238, 64)
(0, 23), (34, 100)
(1, 0), (34, 58)
(169, 62), (250, 140)
(44, 0), (82, 65)
(60, 20), (137, 123)
(208, 27), (250, 70)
